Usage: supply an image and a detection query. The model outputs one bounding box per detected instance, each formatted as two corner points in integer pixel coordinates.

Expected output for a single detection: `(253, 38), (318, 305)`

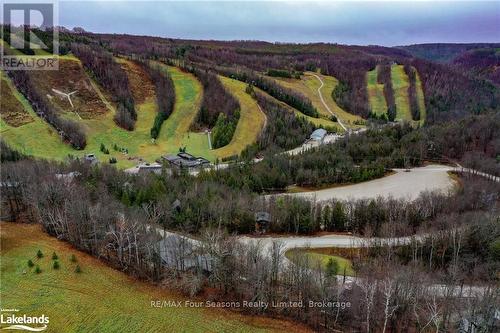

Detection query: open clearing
(117, 58), (155, 104)
(1, 59), (265, 166)
(366, 66), (388, 116)
(0, 71), (33, 127)
(285, 249), (355, 276)
(367, 65), (425, 124)
(278, 165), (456, 202)
(28, 57), (109, 119)
(213, 76), (266, 159)
(0, 222), (309, 333)
(0, 72), (75, 158)
(304, 72), (364, 129)
(391, 65), (413, 121)
(271, 74), (346, 132)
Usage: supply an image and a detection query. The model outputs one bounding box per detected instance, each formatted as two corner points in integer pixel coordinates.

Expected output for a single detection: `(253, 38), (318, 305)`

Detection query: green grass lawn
(213, 76), (266, 159)
(270, 75), (345, 132)
(366, 66), (388, 117)
(390, 65), (413, 122)
(0, 71), (75, 159)
(0, 222), (308, 333)
(302, 72), (364, 129)
(153, 64), (213, 160)
(285, 248), (355, 276)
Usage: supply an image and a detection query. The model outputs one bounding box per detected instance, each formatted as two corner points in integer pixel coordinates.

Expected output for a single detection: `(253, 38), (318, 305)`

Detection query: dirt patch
(119, 59), (155, 104)
(29, 58), (108, 119)
(0, 78), (33, 127)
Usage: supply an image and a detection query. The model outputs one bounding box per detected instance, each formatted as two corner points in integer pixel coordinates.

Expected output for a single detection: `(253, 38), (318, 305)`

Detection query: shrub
(35, 265), (42, 274)
(53, 261), (60, 270)
(52, 252), (58, 260)
(27, 259), (34, 268)
(267, 68), (292, 78)
(325, 258), (339, 277)
(212, 111), (239, 149)
(109, 157), (117, 164)
(75, 265), (82, 273)
(70, 254), (77, 263)
(36, 250), (43, 259)
(100, 143), (110, 154)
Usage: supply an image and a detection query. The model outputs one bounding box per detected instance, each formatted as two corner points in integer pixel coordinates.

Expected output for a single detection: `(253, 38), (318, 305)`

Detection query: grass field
(0, 72), (33, 127)
(0, 222), (309, 333)
(212, 76), (266, 159)
(390, 65), (413, 122)
(152, 64), (212, 160)
(0, 71), (75, 159)
(1, 57), (272, 166)
(366, 66), (388, 117)
(302, 72), (364, 128)
(270, 74), (346, 132)
(367, 65), (426, 124)
(285, 248), (355, 276)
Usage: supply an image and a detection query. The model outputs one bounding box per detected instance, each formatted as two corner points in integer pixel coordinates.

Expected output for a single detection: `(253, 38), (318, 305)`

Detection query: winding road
(310, 73), (348, 132)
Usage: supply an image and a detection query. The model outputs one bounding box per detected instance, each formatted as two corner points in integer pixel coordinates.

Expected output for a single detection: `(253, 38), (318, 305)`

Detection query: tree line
(71, 44), (137, 130)
(6, 70), (86, 149)
(208, 64), (320, 118)
(404, 64), (421, 121)
(409, 58), (499, 123)
(68, 33), (499, 126)
(241, 89), (315, 158)
(377, 64), (396, 121)
(324, 56), (376, 118)
(1, 156), (498, 332)
(141, 62), (176, 139)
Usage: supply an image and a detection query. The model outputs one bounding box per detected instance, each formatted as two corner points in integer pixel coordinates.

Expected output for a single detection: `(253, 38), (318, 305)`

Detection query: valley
(1, 21), (499, 333)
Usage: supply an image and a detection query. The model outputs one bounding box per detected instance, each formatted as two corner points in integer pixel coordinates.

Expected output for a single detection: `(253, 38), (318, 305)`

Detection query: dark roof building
(161, 153), (210, 169)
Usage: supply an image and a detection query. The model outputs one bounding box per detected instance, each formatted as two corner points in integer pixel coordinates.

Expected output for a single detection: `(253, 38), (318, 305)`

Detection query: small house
(255, 212), (271, 234)
(137, 162), (163, 175)
(160, 153), (210, 169)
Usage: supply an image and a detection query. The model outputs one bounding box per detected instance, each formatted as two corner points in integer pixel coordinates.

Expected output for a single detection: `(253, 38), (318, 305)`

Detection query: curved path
(310, 73), (348, 132)
(270, 164), (456, 202)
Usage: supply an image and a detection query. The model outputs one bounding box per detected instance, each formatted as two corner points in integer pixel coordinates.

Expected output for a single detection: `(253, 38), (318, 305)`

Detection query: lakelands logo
(0, 309), (49, 331)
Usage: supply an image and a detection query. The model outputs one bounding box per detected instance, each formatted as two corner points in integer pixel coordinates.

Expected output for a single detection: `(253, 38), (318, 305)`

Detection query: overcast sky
(57, 1), (500, 46)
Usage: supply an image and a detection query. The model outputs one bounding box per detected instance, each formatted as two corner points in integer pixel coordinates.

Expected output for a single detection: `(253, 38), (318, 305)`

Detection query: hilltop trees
(404, 64), (421, 121)
(324, 56), (376, 118)
(71, 44), (136, 130)
(410, 58), (499, 123)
